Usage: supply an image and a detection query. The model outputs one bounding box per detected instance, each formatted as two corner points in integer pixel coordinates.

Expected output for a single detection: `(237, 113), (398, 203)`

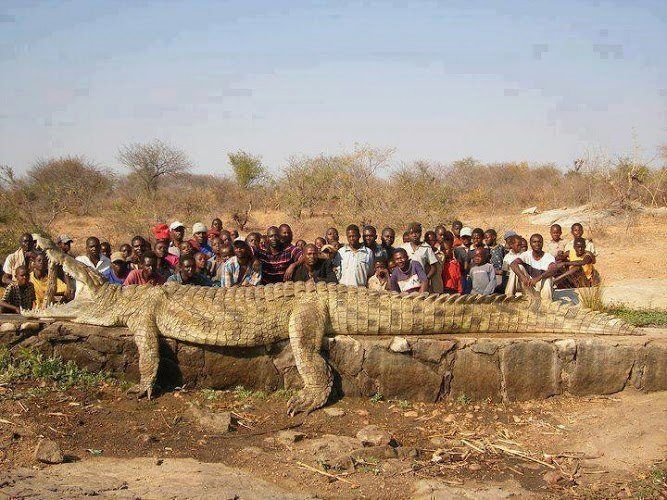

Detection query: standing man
(167, 255), (213, 286)
(123, 253), (167, 286)
(333, 224), (374, 287)
(291, 244), (337, 283)
(381, 227), (396, 257)
(509, 234), (558, 300)
(400, 222), (438, 289)
(76, 237), (111, 274)
(168, 221), (186, 258)
(363, 225), (388, 261)
(2, 233), (36, 286)
(255, 226), (301, 284)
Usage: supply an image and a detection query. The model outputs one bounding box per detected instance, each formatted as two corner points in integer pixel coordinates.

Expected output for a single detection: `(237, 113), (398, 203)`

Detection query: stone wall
(2, 320), (666, 402)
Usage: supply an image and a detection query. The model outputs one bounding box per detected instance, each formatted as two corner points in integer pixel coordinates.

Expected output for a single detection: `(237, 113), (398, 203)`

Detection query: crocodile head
(21, 235), (108, 320)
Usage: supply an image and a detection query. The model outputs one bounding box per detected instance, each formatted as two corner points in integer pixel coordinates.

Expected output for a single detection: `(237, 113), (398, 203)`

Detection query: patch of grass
(370, 393), (383, 403)
(272, 388), (296, 401)
(201, 388), (221, 401)
(634, 467), (666, 499)
(607, 307), (667, 327)
(456, 394), (471, 405)
(232, 385), (267, 401)
(0, 347), (112, 389)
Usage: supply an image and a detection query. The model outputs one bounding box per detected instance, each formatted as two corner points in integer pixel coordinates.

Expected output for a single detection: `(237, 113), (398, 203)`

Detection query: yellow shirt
(568, 249), (595, 280)
(30, 273), (67, 309)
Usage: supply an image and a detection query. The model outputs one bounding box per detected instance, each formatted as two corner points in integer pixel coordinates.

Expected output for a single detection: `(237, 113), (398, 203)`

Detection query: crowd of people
(0, 218), (599, 313)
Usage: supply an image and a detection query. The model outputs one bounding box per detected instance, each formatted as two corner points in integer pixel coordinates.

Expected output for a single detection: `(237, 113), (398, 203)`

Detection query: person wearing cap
(102, 252), (130, 285)
(503, 230), (518, 251)
(454, 227), (473, 290)
(168, 221), (186, 258)
(56, 235), (73, 254)
(2, 233), (36, 286)
(399, 222), (438, 290)
(189, 222), (213, 257)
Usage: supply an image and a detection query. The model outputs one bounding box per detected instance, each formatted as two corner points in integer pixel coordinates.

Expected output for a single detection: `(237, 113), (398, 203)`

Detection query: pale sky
(1, 0), (665, 176)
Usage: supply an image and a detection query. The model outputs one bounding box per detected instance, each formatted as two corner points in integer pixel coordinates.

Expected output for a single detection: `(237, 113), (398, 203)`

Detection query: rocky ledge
(1, 319), (665, 402)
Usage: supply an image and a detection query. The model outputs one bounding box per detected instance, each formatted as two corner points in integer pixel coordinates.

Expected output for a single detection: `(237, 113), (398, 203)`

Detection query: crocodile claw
(287, 387), (329, 416)
(127, 383), (153, 400)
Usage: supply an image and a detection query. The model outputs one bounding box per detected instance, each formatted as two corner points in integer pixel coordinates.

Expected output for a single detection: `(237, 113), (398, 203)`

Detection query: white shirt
(333, 245), (374, 287)
(2, 248), (27, 277)
(517, 250), (555, 271)
(400, 242), (438, 271)
(75, 254), (111, 274)
(502, 250), (520, 272)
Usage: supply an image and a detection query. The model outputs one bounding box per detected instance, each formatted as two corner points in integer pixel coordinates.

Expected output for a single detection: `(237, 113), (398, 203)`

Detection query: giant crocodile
(23, 236), (634, 415)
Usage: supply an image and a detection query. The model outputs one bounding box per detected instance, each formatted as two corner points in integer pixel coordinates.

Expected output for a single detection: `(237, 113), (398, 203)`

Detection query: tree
(227, 150), (266, 189)
(117, 139), (192, 193)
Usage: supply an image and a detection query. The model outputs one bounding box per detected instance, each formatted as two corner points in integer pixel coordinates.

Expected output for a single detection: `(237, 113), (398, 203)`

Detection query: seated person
(389, 248), (428, 293)
(167, 255), (213, 286)
(553, 237), (600, 288)
(123, 253), (167, 286)
(367, 258), (391, 291)
(102, 252), (130, 285)
(0, 266), (36, 313)
(30, 251), (67, 308)
(223, 240), (262, 287)
(508, 234), (558, 300)
(469, 248), (496, 295)
(291, 244), (337, 284)
(501, 235), (522, 291)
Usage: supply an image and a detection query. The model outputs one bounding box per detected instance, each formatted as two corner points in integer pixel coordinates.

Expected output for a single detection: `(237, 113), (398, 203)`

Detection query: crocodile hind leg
(126, 312), (160, 400)
(287, 298), (333, 416)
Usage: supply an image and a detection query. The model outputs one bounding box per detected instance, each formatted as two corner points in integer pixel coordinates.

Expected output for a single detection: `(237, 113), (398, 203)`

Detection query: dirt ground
(1, 378), (665, 498)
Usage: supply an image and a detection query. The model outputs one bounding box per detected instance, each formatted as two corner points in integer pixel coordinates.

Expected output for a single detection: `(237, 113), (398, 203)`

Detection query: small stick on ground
(295, 461), (359, 488)
(490, 444), (556, 469)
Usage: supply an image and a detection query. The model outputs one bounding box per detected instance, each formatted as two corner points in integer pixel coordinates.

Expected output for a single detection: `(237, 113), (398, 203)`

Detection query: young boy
(469, 248), (497, 295)
(441, 239), (463, 294)
(564, 223), (597, 255)
(367, 259), (391, 291)
(546, 224), (567, 258)
(553, 238), (599, 288)
(389, 248), (428, 293)
(501, 235), (522, 292)
(484, 228), (505, 292)
(0, 266), (36, 313)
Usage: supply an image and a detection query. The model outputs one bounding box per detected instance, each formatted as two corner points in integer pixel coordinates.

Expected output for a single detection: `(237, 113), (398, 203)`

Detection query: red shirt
(442, 258), (463, 293)
(123, 269), (167, 286)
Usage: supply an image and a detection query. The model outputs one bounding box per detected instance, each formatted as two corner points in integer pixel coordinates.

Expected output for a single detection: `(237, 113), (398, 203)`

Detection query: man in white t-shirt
(75, 236), (111, 297)
(507, 234), (557, 300)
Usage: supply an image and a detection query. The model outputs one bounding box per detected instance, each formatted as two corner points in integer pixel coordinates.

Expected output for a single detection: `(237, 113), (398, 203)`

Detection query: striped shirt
(256, 245), (302, 284)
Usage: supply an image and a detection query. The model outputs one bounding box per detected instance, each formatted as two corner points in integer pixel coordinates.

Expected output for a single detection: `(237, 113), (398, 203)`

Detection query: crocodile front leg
(126, 312), (160, 400)
(287, 297), (332, 416)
